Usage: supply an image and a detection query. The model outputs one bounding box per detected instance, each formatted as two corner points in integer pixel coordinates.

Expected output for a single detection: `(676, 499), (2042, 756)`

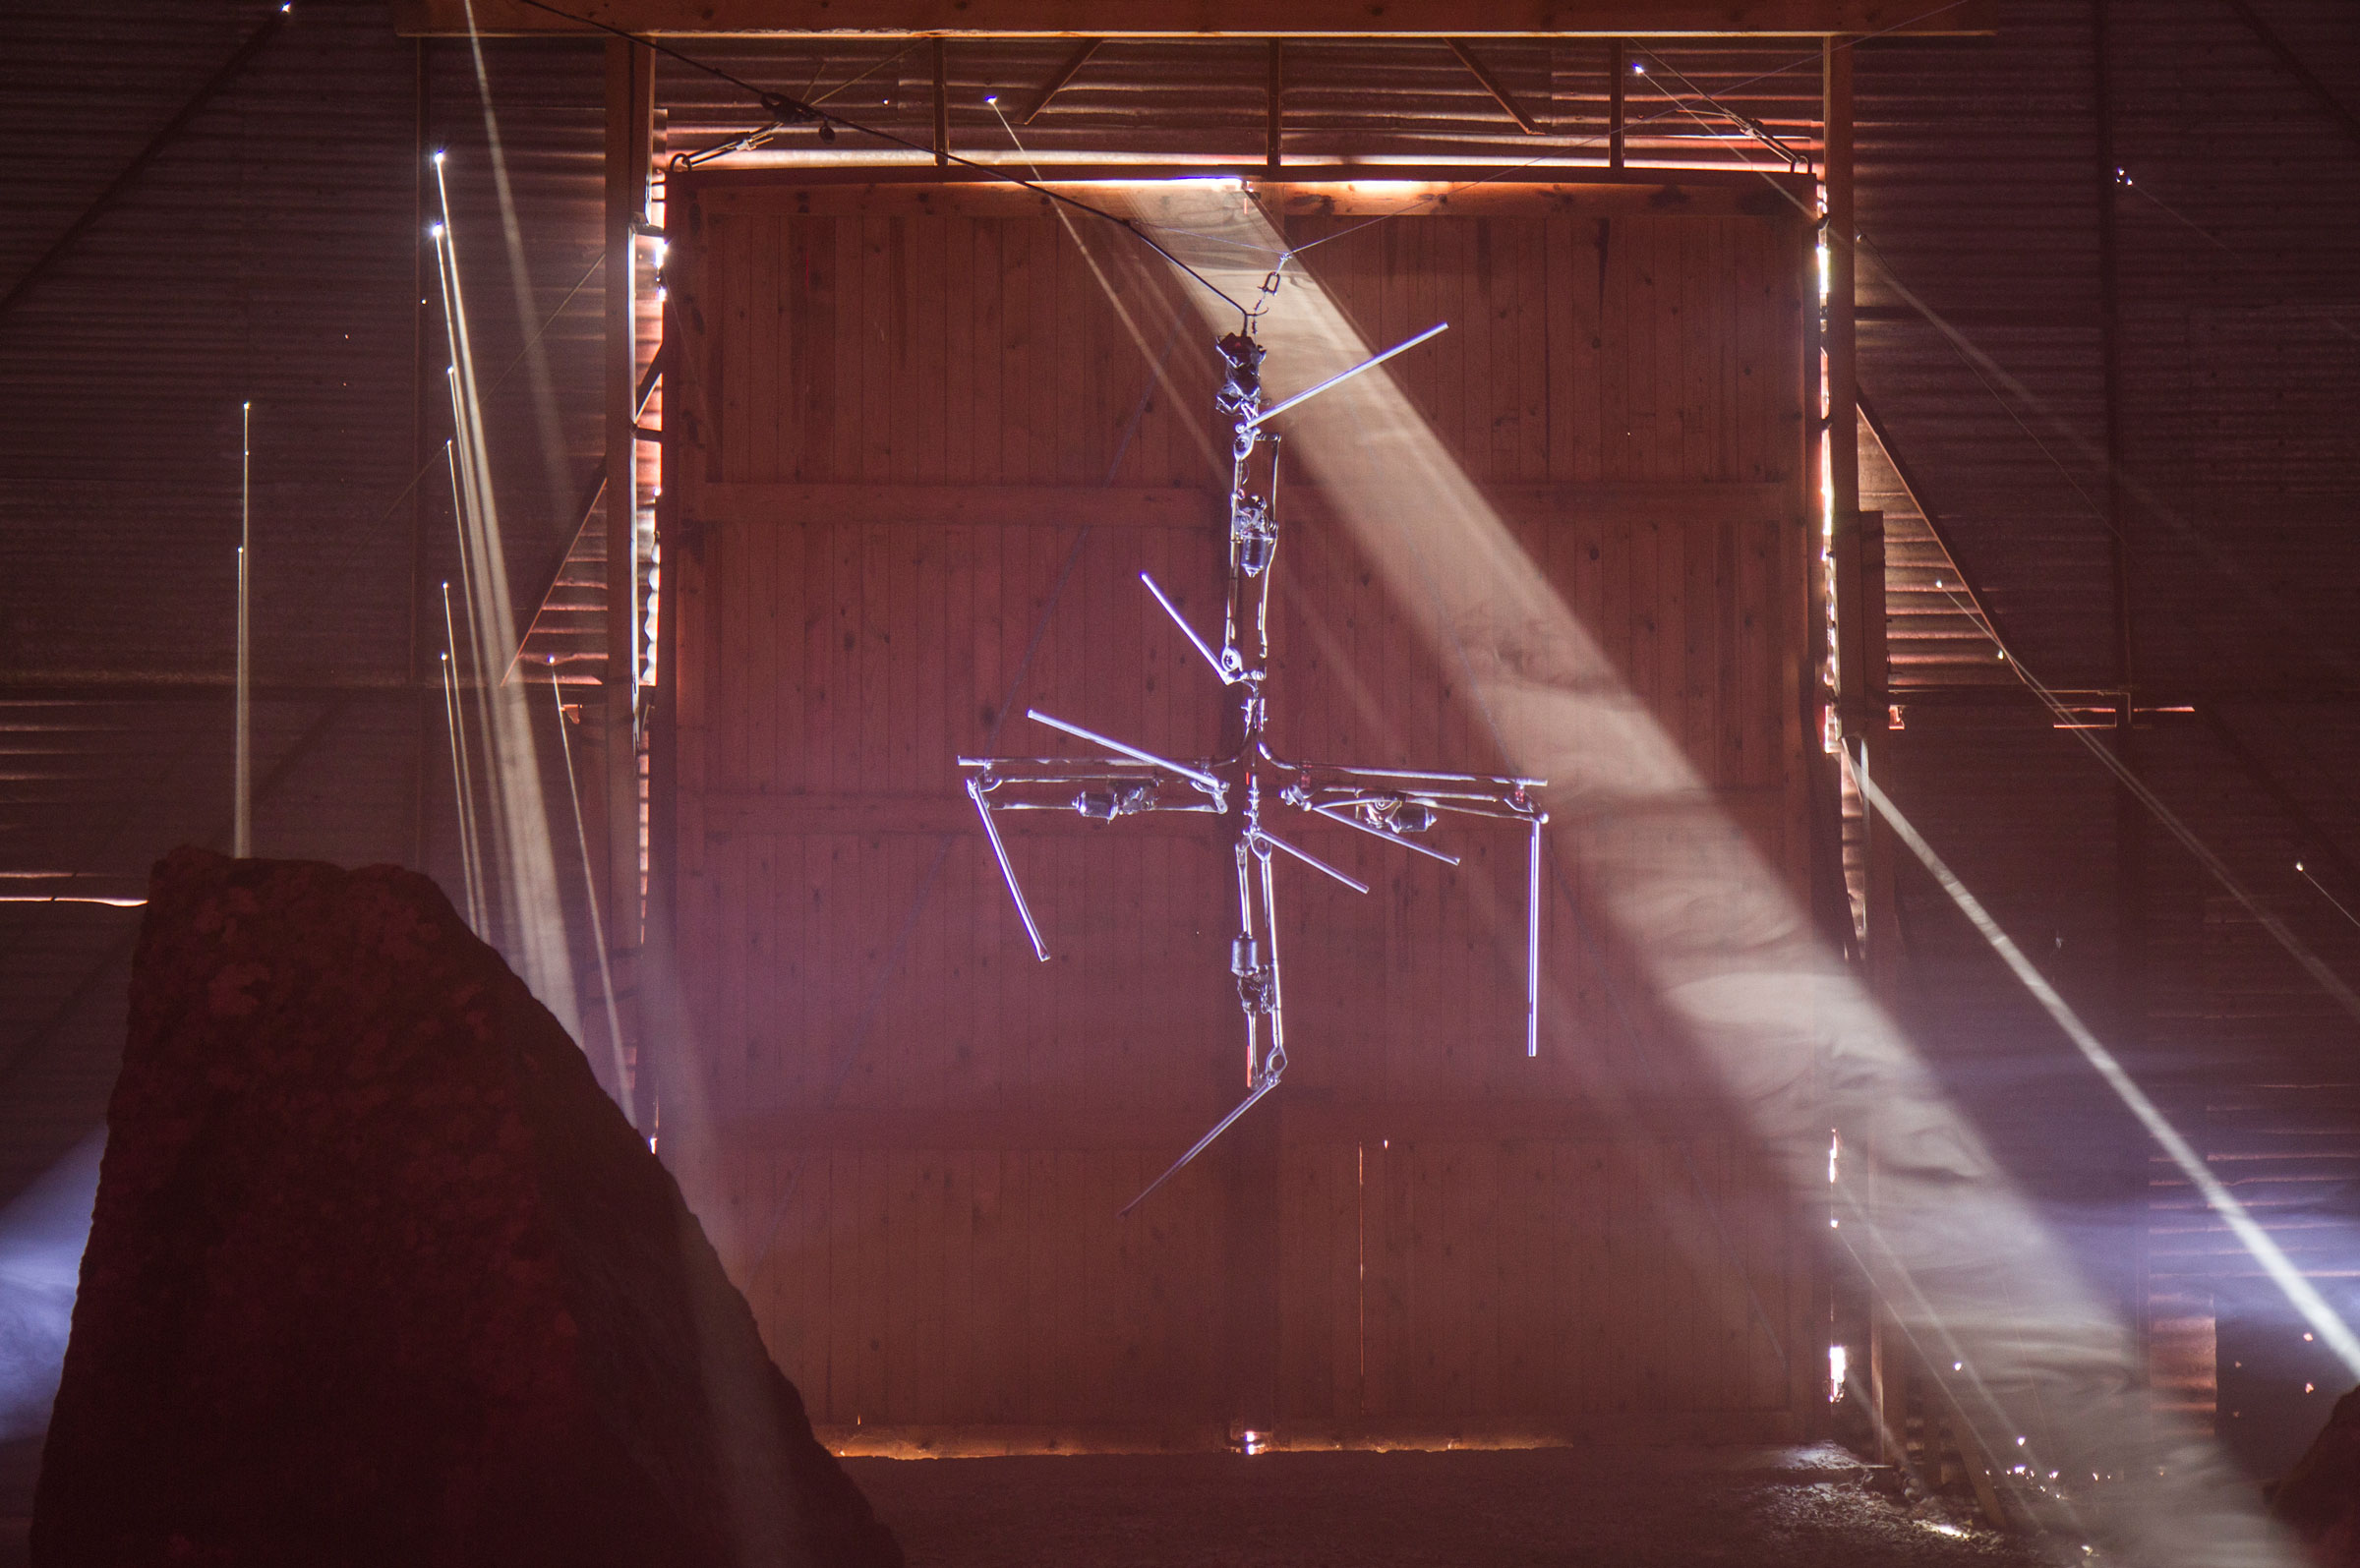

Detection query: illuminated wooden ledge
(814, 1411), (1806, 1458)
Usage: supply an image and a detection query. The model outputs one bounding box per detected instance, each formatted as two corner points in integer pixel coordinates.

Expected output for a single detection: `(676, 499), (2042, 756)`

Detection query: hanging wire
(2116, 170), (2359, 343)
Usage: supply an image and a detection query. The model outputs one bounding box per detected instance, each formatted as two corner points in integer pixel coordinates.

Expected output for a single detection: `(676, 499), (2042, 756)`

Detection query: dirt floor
(844, 1442), (2052, 1568)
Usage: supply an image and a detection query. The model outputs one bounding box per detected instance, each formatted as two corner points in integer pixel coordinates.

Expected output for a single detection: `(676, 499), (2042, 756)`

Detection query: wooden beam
(715, 1096), (1736, 1150)
(1608, 38), (1626, 166)
(684, 478), (1798, 530)
(1447, 39), (1543, 135)
(689, 784), (1791, 840)
(604, 37), (654, 1094)
(691, 482), (1223, 530)
(1018, 37), (1100, 123)
(681, 161), (1815, 218)
(932, 36), (949, 164)
(1267, 39), (1283, 173)
(395, 0), (1997, 38)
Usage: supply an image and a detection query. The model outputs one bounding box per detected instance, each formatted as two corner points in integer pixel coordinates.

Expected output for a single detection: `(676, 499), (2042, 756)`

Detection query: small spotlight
(432, 149), (447, 165)
(983, 92), (999, 105)
(1631, 61), (1647, 74)
(429, 221), (444, 239)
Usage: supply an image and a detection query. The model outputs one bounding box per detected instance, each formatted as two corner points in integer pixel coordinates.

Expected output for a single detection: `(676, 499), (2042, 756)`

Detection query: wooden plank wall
(660, 170), (1818, 1441)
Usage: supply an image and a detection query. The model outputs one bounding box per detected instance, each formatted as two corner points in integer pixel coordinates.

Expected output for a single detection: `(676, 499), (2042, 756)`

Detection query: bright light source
(983, 92), (999, 105)
(429, 222), (444, 240)
(432, 149), (446, 165)
(1631, 61), (1647, 74)
(1829, 1343), (1848, 1402)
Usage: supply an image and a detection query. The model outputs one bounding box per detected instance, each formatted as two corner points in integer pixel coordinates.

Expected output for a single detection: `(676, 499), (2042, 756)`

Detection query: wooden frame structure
(652, 161), (1825, 1445)
(399, 0), (1993, 37)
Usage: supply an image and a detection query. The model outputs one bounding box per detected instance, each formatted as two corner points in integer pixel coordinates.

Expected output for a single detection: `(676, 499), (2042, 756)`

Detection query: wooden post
(932, 38), (949, 166)
(1824, 32), (1907, 1462)
(604, 36), (654, 1115)
(2093, 0), (2151, 1382)
(1267, 40), (1283, 173)
(1608, 39), (1626, 168)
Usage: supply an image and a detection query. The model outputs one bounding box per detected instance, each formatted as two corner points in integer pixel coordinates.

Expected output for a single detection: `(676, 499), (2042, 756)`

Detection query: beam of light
(1109, 185), (2298, 1566)
(430, 174), (584, 1046)
(550, 668), (634, 1126)
(1923, 578), (2360, 1033)
(440, 592), (489, 936)
(449, 19), (576, 523)
(234, 400), (252, 858)
(1853, 748), (2360, 1378)
(0, 1132), (102, 1440)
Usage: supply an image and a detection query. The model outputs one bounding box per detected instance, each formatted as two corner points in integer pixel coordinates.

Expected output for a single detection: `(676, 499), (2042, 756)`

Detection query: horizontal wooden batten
(685, 480), (1799, 530)
(717, 1097), (1741, 1150)
(397, 0), (1994, 37)
(694, 790), (1224, 837)
(690, 482), (1218, 531)
(684, 165), (1813, 219)
(816, 1409), (1807, 1457)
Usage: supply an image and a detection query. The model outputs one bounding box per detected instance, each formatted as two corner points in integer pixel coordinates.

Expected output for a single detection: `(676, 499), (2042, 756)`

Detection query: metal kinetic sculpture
(959, 324), (1549, 1215)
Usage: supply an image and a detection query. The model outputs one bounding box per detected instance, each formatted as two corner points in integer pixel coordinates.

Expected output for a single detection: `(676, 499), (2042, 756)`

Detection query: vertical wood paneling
(667, 180), (1812, 1436)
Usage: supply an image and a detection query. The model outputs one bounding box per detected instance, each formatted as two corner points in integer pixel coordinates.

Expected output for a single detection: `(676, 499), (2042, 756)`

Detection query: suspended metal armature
(959, 325), (1549, 1215)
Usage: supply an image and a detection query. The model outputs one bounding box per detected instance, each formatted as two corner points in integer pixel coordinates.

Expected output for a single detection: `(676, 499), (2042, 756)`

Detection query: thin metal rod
(1308, 802), (1462, 866)
(1273, 753), (1546, 787)
(1140, 570), (1232, 683)
(1258, 842), (1287, 1067)
(552, 668), (636, 1125)
(1236, 838), (1261, 1084)
(234, 400), (252, 858)
(970, 779), (1050, 961)
(1026, 708), (1222, 791)
(1526, 813), (1547, 1057)
(1243, 321), (1448, 430)
(1120, 1072), (1281, 1218)
(1254, 829), (1371, 895)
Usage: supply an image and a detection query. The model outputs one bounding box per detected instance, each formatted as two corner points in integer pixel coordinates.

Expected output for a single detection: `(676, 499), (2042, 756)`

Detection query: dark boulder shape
(2273, 1385), (2360, 1567)
(33, 847), (901, 1568)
